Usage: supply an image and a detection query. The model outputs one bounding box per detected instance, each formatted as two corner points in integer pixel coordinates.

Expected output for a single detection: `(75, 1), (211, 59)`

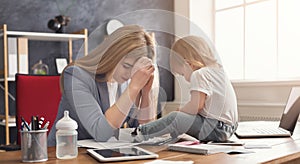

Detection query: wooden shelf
(0, 24), (88, 144)
(0, 122), (16, 127)
(0, 115), (16, 127)
(0, 77), (15, 82)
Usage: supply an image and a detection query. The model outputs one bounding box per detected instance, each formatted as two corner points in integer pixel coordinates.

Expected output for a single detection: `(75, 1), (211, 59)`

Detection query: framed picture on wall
(55, 58), (68, 74)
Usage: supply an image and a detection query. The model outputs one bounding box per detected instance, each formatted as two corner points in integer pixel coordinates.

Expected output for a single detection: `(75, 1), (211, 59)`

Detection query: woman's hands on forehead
(131, 57), (153, 76)
(130, 57), (155, 92)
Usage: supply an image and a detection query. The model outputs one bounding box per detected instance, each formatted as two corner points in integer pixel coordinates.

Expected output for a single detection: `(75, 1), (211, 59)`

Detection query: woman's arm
(128, 57), (157, 124)
(63, 67), (116, 142)
(137, 75), (157, 124)
(63, 65), (153, 142)
(105, 64), (155, 128)
(179, 91), (206, 115)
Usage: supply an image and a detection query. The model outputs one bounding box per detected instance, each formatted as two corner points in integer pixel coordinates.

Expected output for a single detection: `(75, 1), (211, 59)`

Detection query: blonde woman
(48, 25), (158, 146)
(133, 36), (238, 142)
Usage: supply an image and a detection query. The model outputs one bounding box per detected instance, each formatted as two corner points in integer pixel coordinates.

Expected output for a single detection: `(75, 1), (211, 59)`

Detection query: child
(132, 36), (238, 142)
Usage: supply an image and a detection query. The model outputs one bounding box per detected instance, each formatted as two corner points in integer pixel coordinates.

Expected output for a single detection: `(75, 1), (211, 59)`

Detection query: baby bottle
(56, 110), (78, 159)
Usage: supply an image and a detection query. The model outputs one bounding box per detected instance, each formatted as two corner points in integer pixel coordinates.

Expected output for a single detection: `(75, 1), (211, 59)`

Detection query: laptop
(235, 87), (300, 138)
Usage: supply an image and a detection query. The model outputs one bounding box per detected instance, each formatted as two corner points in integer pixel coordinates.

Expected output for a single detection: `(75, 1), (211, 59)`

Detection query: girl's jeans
(139, 111), (237, 142)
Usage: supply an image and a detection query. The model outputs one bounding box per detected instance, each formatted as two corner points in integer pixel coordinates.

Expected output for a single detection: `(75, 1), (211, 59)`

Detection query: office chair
(15, 74), (61, 145)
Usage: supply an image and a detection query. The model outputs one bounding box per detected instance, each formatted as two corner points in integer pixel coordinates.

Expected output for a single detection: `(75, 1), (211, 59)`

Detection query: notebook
(235, 87), (300, 138)
(168, 141), (252, 155)
(168, 141), (232, 155)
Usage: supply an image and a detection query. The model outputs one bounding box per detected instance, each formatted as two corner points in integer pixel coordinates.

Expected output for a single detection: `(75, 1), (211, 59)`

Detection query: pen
(158, 138), (174, 146)
(21, 117), (31, 131)
(42, 121), (50, 130)
(31, 116), (39, 130)
(35, 116), (39, 130)
(38, 117), (44, 129)
(20, 121), (24, 131)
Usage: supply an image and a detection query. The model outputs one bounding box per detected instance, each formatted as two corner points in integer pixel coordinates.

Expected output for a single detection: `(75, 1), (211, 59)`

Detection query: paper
(119, 128), (175, 145)
(78, 128), (175, 149)
(244, 143), (272, 149)
(145, 159), (194, 164)
(207, 140), (245, 146)
(168, 141), (254, 155)
(78, 139), (139, 149)
(168, 142), (233, 155)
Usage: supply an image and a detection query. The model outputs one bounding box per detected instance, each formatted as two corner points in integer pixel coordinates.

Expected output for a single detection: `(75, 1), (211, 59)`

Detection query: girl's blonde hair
(170, 36), (217, 70)
(61, 25), (156, 90)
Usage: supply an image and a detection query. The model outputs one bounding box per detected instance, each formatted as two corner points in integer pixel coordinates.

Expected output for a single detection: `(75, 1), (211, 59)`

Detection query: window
(215, 0), (300, 81)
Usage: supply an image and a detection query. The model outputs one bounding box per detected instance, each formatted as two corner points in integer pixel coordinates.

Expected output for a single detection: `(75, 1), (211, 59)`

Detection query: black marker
(31, 116), (38, 130)
(21, 117), (31, 131)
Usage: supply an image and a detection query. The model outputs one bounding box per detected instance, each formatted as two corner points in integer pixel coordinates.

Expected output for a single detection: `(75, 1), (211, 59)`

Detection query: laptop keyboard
(252, 128), (289, 134)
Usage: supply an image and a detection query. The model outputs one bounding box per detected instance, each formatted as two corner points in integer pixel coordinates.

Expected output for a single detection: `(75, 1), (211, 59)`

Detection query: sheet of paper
(118, 128), (136, 142)
(77, 139), (139, 149)
(119, 128), (174, 145)
(244, 143), (272, 149)
(78, 128), (200, 149)
(145, 159), (194, 164)
(78, 128), (171, 149)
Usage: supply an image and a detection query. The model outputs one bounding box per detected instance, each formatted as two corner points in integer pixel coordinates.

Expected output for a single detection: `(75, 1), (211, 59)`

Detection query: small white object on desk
(244, 143), (272, 149)
(145, 159), (194, 164)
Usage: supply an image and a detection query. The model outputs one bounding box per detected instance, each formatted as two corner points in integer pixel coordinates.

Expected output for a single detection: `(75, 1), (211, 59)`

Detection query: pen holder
(20, 129), (48, 162)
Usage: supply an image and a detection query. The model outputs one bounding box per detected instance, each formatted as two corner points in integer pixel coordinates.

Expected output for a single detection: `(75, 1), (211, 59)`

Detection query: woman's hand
(131, 57), (153, 75)
(130, 57), (154, 92)
(142, 74), (154, 96)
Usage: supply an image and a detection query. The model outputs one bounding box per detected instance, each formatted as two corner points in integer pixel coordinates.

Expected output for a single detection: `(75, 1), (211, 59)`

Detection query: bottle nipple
(56, 111), (78, 130)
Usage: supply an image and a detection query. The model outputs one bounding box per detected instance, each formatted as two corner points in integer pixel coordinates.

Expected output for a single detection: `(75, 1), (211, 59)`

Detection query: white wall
(233, 80), (300, 121)
(167, 0), (300, 121)
(172, 0), (213, 104)
(189, 0), (213, 39)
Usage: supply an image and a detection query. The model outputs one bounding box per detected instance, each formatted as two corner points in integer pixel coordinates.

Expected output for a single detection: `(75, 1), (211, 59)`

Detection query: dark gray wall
(0, 0), (174, 144)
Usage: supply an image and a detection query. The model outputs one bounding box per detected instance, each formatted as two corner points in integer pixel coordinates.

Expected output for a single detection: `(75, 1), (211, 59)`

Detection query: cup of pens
(20, 116), (49, 162)
(20, 129), (48, 162)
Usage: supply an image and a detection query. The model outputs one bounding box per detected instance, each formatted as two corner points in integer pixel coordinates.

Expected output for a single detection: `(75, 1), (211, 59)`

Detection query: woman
(48, 25), (158, 146)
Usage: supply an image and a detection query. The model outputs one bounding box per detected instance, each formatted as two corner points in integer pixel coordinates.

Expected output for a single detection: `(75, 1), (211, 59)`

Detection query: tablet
(87, 146), (159, 162)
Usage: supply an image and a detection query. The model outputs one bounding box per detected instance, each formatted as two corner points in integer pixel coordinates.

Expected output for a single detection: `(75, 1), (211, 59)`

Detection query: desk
(1, 142), (300, 164)
(1, 124), (300, 164)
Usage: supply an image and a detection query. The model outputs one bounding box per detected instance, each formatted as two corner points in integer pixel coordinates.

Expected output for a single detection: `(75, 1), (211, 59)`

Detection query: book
(17, 38), (28, 74)
(8, 37), (17, 77)
(168, 141), (234, 155)
(0, 38), (3, 75)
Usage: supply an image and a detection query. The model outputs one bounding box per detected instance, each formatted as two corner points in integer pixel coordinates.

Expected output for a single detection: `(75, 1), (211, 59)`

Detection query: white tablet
(87, 146), (159, 162)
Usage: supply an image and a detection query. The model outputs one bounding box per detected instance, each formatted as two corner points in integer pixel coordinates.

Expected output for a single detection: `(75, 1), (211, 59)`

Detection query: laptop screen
(279, 87), (300, 134)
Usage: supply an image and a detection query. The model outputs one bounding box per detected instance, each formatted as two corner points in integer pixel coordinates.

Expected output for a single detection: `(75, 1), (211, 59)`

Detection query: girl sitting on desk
(48, 25), (158, 146)
(133, 36), (238, 142)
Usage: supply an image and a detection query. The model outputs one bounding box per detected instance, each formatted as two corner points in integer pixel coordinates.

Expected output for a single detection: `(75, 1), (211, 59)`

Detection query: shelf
(0, 121), (16, 127)
(0, 77), (15, 82)
(5, 31), (86, 41)
(0, 115), (16, 127)
(0, 24), (88, 145)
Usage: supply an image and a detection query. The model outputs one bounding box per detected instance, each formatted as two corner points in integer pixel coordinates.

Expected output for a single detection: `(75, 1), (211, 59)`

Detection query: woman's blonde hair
(60, 25), (156, 90)
(170, 36), (217, 70)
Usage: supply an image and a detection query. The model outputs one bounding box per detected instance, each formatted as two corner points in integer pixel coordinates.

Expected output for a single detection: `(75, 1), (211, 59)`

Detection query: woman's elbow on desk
(93, 129), (115, 142)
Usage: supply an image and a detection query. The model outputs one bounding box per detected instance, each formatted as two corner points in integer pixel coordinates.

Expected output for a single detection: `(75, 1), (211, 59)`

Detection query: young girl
(133, 36), (238, 142)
